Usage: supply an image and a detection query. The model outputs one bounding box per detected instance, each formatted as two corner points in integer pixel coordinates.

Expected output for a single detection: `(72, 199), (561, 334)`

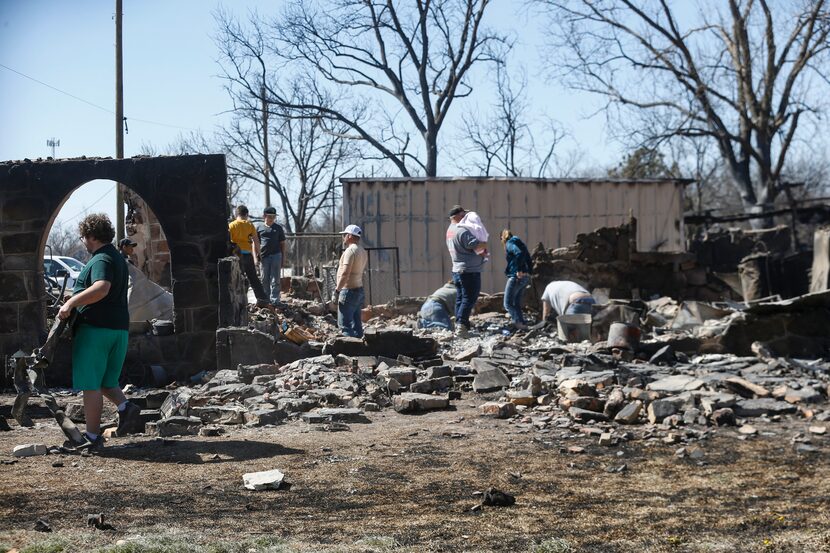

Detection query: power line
(60, 184), (117, 223)
(0, 62), (113, 114)
(0, 62), (197, 132)
(126, 115), (196, 131)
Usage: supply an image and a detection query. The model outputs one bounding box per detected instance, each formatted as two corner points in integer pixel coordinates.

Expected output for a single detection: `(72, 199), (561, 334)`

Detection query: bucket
(607, 322), (641, 350)
(150, 319), (174, 336)
(557, 314), (592, 342)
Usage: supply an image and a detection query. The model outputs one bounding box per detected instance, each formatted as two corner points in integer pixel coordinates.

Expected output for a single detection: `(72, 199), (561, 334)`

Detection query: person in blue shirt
(501, 229), (533, 330)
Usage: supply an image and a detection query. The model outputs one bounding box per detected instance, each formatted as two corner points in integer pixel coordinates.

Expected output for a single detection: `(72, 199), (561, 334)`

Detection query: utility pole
(46, 138), (60, 159)
(262, 83), (271, 209)
(115, 0), (125, 242)
(331, 181), (336, 233)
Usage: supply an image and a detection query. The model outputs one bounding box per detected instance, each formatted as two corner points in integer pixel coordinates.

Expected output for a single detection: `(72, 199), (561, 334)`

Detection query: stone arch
(0, 155), (229, 374)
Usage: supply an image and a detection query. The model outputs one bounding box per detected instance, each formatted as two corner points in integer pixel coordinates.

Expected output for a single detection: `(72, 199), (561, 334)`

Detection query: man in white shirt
(541, 280), (595, 320)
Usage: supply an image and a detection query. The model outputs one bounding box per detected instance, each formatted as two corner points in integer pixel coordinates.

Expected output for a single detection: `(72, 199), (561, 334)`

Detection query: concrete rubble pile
(132, 326), (453, 437)
(13, 220), (829, 458)
(446, 322), (830, 450)
(122, 281), (830, 448)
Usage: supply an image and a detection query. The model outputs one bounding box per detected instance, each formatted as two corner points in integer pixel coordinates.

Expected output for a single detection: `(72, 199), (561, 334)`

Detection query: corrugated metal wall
(342, 177), (687, 301)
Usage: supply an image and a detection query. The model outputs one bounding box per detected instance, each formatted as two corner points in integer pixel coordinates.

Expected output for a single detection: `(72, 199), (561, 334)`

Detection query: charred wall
(530, 218), (739, 304)
(0, 155), (229, 376)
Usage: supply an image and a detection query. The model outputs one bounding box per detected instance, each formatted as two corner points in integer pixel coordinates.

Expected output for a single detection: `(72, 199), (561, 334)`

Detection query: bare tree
(46, 220), (88, 260)
(215, 0), (510, 177)
(140, 134), (251, 208)
(536, 0), (830, 227)
(662, 137), (741, 215)
(216, 82), (359, 233)
(780, 149), (830, 201)
(607, 146), (680, 179)
(459, 66), (567, 177)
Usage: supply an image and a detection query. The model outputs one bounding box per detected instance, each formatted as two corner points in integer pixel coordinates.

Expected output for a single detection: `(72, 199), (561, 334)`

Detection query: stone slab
(647, 375), (705, 394)
(154, 416), (202, 437)
(734, 398), (797, 417)
(647, 398), (679, 423)
(479, 402), (517, 419)
(472, 367), (511, 393)
(569, 407), (609, 422)
(302, 408), (369, 424)
(238, 364), (280, 384)
(244, 408), (286, 426)
(393, 392), (450, 413)
(614, 401), (643, 424)
(243, 468), (285, 491)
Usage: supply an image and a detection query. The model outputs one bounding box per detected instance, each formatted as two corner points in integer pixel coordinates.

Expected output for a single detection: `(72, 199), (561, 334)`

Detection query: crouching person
(418, 281), (457, 330)
(541, 280), (596, 321)
(58, 214), (142, 449)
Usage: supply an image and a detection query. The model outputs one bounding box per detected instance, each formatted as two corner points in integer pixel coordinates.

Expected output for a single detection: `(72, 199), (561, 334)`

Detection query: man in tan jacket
(335, 224), (368, 337)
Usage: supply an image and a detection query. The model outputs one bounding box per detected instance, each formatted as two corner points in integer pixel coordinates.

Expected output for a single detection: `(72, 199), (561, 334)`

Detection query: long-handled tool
(8, 311), (85, 445)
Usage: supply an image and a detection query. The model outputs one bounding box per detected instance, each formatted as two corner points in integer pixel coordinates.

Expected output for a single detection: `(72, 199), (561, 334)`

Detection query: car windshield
(59, 258), (85, 272)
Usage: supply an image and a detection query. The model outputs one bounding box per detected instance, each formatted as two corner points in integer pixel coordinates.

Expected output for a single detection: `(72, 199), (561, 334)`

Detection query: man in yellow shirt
(228, 205), (269, 307)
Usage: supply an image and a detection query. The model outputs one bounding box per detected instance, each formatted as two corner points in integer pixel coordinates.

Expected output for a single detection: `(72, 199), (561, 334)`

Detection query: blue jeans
(338, 287), (365, 337)
(452, 271), (481, 328)
(503, 275), (529, 324)
(418, 299), (453, 330)
(566, 297), (595, 315)
(260, 253), (282, 304)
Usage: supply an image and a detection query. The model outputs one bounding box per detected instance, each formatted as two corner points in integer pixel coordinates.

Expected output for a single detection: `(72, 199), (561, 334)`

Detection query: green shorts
(72, 324), (129, 391)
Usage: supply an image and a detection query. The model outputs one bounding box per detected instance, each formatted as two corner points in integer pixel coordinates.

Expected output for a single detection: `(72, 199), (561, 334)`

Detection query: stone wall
(125, 188), (171, 289)
(689, 225), (814, 301)
(530, 218), (739, 305)
(0, 155), (229, 375)
(688, 225), (792, 273)
(217, 256), (248, 328)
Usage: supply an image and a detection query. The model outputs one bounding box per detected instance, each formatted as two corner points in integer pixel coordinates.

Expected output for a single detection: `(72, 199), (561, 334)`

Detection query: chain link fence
(283, 235), (400, 305)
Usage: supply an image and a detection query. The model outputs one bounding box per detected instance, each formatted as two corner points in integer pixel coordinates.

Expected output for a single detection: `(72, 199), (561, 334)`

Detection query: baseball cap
(119, 238), (137, 248)
(263, 206), (277, 215)
(448, 205), (465, 217)
(339, 224), (362, 237)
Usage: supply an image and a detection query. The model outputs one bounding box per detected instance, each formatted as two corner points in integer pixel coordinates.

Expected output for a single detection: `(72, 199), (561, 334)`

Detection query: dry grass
(2, 396), (830, 552)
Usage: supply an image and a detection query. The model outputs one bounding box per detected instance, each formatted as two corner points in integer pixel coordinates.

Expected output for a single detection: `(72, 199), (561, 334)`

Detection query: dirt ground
(1, 395), (830, 553)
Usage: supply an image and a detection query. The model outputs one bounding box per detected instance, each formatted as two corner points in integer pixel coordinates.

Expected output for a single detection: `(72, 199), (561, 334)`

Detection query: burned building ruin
(0, 155), (229, 378)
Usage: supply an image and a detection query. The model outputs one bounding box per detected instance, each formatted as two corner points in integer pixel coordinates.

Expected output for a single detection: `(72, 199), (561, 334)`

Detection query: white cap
(339, 224), (362, 237)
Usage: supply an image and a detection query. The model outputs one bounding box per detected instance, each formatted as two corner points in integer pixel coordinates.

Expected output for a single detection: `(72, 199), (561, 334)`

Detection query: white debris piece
(243, 468), (286, 490)
(13, 444), (47, 457)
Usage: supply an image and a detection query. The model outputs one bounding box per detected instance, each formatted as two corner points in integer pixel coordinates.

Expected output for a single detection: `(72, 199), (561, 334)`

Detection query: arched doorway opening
(39, 179), (176, 386)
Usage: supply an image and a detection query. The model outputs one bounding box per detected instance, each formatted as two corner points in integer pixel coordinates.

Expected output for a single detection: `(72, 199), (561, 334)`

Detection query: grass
(350, 536), (400, 552)
(20, 538), (74, 553)
(530, 538), (574, 553)
(10, 529), (830, 553)
(7, 534), (424, 553)
(94, 534), (292, 553)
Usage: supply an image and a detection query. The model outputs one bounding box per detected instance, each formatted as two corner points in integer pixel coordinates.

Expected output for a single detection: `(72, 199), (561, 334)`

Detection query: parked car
(43, 255), (85, 290)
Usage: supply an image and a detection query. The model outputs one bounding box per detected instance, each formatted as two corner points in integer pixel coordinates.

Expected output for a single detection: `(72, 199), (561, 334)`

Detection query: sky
(0, 0), (614, 231)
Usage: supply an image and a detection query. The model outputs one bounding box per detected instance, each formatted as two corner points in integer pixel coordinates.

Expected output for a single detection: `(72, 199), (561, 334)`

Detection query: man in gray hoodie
(445, 205), (487, 334)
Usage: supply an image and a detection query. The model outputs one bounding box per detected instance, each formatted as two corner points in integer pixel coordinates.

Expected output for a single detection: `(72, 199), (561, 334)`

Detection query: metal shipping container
(342, 177), (690, 302)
